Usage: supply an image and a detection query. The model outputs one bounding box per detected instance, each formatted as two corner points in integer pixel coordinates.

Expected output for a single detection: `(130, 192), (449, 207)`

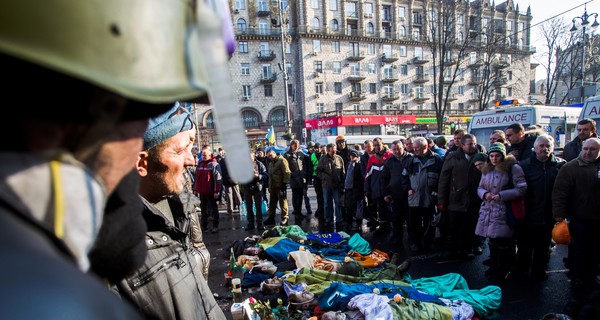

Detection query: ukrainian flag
(265, 126), (276, 145)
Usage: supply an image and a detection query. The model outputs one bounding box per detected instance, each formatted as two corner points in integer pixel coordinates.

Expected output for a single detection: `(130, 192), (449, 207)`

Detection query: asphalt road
(203, 186), (574, 320)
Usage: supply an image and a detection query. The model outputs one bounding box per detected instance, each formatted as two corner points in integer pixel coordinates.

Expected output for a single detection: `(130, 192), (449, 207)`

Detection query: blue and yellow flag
(265, 126), (276, 145)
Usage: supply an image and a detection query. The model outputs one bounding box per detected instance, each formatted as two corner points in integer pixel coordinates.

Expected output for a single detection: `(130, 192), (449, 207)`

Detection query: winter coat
(365, 148), (393, 199)
(507, 134), (536, 161)
(268, 155), (291, 190)
(0, 154), (144, 320)
(194, 157), (222, 196)
(317, 153), (345, 189)
(284, 150), (308, 189)
(337, 146), (350, 170)
(241, 159), (267, 193)
(117, 197), (225, 320)
(218, 157), (236, 187)
(562, 133), (598, 161)
(519, 154), (565, 225)
(344, 160), (365, 206)
(359, 151), (372, 178)
(552, 157), (600, 221)
(382, 152), (413, 201)
(475, 156), (527, 239)
(407, 151), (443, 208)
(437, 149), (484, 212)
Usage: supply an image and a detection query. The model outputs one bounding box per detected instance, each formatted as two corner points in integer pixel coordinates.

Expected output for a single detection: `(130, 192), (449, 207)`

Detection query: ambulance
(468, 100), (582, 149)
(579, 95), (600, 123)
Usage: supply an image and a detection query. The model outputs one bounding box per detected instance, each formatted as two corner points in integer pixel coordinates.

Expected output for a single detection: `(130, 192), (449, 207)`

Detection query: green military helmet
(0, 0), (221, 104)
(307, 141), (316, 148)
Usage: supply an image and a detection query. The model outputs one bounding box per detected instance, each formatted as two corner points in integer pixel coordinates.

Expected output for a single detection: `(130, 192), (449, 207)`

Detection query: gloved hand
(436, 204), (446, 212)
(279, 185), (287, 198)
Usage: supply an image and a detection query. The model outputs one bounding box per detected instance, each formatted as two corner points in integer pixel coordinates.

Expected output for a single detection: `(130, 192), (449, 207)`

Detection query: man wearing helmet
(0, 0), (237, 318)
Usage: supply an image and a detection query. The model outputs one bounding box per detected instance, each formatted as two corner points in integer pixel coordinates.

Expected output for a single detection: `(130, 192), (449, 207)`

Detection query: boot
(494, 241), (516, 281)
(485, 242), (500, 279)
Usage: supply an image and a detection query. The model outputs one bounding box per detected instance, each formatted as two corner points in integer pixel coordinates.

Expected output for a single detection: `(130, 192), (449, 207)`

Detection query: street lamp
(570, 4), (599, 102)
(275, 0), (292, 134)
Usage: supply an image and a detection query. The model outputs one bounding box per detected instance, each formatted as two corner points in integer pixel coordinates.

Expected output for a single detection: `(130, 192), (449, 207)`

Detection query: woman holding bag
(476, 143), (527, 281)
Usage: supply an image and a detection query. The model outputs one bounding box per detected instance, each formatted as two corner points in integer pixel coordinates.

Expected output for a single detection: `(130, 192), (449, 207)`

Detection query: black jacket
(383, 153), (413, 201)
(562, 133), (598, 161)
(520, 154), (565, 225)
(508, 134), (536, 161)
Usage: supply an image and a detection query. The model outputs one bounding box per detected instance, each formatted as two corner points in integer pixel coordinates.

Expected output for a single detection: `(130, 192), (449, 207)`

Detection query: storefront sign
(304, 116), (340, 129)
(305, 115), (416, 128)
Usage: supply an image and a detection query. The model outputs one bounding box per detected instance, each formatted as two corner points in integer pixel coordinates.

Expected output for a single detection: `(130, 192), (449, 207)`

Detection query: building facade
(198, 0), (534, 143)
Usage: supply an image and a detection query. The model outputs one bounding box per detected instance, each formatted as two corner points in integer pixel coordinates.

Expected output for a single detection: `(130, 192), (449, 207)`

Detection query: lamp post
(276, 0), (292, 135)
(570, 4), (599, 102)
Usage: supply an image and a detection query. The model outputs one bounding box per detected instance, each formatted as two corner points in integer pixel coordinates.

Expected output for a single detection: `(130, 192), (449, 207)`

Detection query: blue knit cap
(143, 102), (194, 150)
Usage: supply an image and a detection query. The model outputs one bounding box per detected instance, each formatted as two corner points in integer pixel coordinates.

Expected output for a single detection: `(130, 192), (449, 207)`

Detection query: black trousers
(243, 188), (263, 226)
(407, 206), (435, 248)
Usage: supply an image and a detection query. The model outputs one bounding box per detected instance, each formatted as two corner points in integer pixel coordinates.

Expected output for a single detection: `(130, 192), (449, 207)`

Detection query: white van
(316, 134), (406, 147)
(468, 103), (582, 149)
(579, 95), (600, 123)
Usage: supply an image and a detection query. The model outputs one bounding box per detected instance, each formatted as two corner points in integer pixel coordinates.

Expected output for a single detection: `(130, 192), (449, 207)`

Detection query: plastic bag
(552, 220), (570, 245)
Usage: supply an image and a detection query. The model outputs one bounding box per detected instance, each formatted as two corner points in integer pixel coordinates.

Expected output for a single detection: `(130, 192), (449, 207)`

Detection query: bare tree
(422, 0), (476, 133)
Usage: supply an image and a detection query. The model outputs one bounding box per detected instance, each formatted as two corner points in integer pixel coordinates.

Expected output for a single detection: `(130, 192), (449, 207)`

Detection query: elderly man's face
(534, 138), (553, 161)
(201, 149), (212, 161)
(580, 139), (600, 163)
(148, 127), (196, 196)
(413, 142), (427, 157)
(327, 145), (337, 156)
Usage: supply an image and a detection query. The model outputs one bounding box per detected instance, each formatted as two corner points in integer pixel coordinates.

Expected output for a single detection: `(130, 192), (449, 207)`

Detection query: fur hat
(487, 143), (506, 157)
(143, 102), (194, 150)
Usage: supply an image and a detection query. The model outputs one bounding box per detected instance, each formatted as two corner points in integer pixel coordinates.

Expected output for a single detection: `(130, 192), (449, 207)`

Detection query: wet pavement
(203, 186), (574, 320)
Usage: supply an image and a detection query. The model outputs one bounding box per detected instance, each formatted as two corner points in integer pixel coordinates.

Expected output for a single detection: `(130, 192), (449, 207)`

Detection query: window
(400, 65), (408, 75)
(366, 22), (374, 35)
(331, 19), (339, 31)
(241, 110), (259, 128)
(382, 5), (391, 21)
(332, 41), (340, 52)
(258, 19), (269, 35)
(401, 84), (409, 94)
(365, 3), (373, 14)
(264, 84), (273, 96)
(286, 43), (291, 54)
(507, 87), (513, 96)
(311, 0), (319, 9)
(413, 11), (422, 24)
(398, 6), (406, 19)
(260, 42), (270, 56)
(286, 63), (292, 76)
(383, 44), (392, 57)
(262, 64), (272, 79)
(351, 82), (362, 93)
(458, 32), (464, 42)
(235, 0), (246, 10)
(345, 2), (357, 18)
(508, 71), (513, 80)
(367, 43), (375, 54)
(370, 103), (377, 110)
(470, 52), (477, 64)
(414, 47), (423, 59)
(335, 103), (343, 111)
(399, 46), (407, 57)
(313, 40), (321, 52)
(334, 82), (342, 93)
(458, 86), (465, 95)
(369, 83), (376, 93)
(416, 66), (424, 75)
(242, 85), (251, 98)
(239, 41), (248, 53)
(333, 61), (341, 73)
(270, 109), (286, 127)
(368, 63), (375, 74)
(237, 18), (247, 31)
(383, 84), (394, 96)
(399, 26), (406, 37)
(353, 104), (360, 112)
(518, 22), (524, 33)
(457, 14), (464, 25)
(314, 61), (323, 72)
(507, 21), (513, 31)
(317, 103), (324, 113)
(412, 28), (420, 40)
(383, 65), (392, 78)
(349, 42), (360, 55)
(346, 125), (380, 135)
(241, 63), (250, 75)
(312, 18), (321, 31)
(315, 83), (323, 94)
(205, 112), (215, 129)
(349, 62), (359, 74)
(329, 0), (337, 11)
(401, 103), (408, 110)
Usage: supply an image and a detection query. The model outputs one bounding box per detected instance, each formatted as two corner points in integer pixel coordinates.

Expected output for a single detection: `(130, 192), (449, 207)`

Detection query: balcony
(346, 51), (365, 61)
(413, 56), (429, 64)
(443, 58), (457, 66)
(347, 71), (366, 82)
(493, 58), (510, 69)
(468, 97), (481, 102)
(382, 94), (400, 101)
(413, 74), (430, 83)
(469, 77), (482, 85)
(414, 94), (430, 102)
(349, 92), (366, 101)
(382, 53), (399, 62)
(260, 73), (277, 83)
(257, 6), (270, 16)
(257, 50), (276, 61)
(447, 93), (458, 101)
(442, 76), (454, 84)
(494, 77), (508, 86)
(468, 60), (483, 69)
(381, 74), (399, 82)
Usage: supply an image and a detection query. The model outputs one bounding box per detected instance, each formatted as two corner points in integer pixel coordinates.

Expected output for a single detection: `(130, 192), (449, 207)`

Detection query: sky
(520, 0), (600, 79)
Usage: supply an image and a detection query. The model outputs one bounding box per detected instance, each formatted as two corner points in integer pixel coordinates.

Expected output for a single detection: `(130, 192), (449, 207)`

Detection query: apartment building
(197, 0), (534, 143)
